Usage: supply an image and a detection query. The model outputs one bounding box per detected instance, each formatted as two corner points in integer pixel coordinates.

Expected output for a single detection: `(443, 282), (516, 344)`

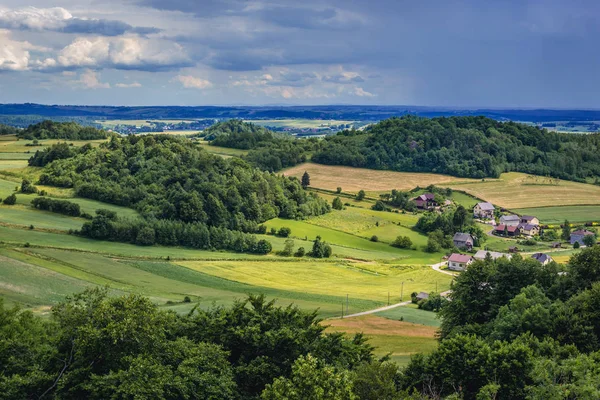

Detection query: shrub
(294, 247), (305, 257)
(276, 227), (292, 238)
(574, 241), (580, 249)
(392, 236), (413, 249)
(183, 296), (191, 303)
(370, 235), (379, 242)
(253, 239), (272, 254)
(332, 197), (343, 210)
(2, 193), (16, 205)
(336, 187), (342, 194)
(371, 201), (388, 211)
(20, 179), (37, 194)
(356, 190), (366, 201)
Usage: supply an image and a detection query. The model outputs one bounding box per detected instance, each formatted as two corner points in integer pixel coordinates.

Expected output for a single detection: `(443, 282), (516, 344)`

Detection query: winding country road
(334, 261), (455, 319)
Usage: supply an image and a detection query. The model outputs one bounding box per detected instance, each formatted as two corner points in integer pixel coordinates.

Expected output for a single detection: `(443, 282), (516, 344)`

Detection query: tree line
(205, 120), (319, 172)
(311, 116), (600, 181)
(19, 120), (109, 140)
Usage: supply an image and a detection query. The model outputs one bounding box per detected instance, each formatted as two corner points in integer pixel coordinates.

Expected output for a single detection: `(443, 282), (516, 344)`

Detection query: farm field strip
(283, 162), (481, 192)
(324, 315), (438, 366)
(177, 259), (453, 303)
(512, 205), (600, 224)
(448, 172), (600, 208)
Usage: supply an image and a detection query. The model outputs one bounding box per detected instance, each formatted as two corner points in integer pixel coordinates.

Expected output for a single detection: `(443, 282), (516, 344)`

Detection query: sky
(0, 0), (598, 107)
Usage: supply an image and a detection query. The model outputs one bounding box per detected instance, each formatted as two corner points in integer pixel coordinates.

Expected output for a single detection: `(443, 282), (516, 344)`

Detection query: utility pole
(346, 294), (349, 314)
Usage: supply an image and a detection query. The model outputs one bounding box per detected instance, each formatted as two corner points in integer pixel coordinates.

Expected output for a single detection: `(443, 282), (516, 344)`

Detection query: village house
(520, 215), (540, 226)
(570, 229), (596, 246)
(414, 193), (436, 209)
(415, 292), (429, 301)
(453, 232), (474, 250)
(473, 250), (510, 261)
(500, 214), (520, 227)
(494, 224), (519, 237)
(447, 253), (473, 271)
(473, 202), (495, 219)
(518, 223), (540, 237)
(531, 253), (553, 265)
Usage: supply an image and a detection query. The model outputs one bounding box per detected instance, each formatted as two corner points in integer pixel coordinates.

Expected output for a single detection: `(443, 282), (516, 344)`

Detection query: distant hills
(2, 103), (600, 122)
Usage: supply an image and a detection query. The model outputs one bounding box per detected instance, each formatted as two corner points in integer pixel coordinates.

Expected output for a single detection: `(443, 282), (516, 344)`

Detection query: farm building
(447, 253), (473, 271)
(474, 202), (495, 219)
(500, 215), (520, 226)
(494, 224), (519, 237)
(551, 242), (562, 249)
(414, 193), (436, 209)
(453, 233), (474, 250)
(520, 215), (540, 226)
(508, 246), (519, 253)
(473, 250), (510, 261)
(570, 229), (596, 246)
(531, 253), (553, 265)
(415, 292), (429, 301)
(518, 223), (540, 237)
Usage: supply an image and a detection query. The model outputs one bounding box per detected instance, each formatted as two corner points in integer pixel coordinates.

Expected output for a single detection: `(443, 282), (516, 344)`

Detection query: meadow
(3, 132), (596, 365)
(512, 205), (600, 224)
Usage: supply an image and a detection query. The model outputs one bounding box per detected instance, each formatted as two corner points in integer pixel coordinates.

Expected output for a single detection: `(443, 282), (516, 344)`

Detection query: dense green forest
(19, 120), (109, 140)
(205, 120), (317, 172)
(36, 135), (329, 252)
(0, 123), (20, 136)
(312, 116), (600, 181)
(6, 248), (600, 398)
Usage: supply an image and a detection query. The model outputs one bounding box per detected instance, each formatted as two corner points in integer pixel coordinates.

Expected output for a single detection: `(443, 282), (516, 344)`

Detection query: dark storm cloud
(59, 18), (161, 36)
(0, 7), (161, 36)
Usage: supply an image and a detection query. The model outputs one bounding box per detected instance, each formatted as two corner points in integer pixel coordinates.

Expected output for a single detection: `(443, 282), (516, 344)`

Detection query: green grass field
(196, 141), (249, 157)
(376, 305), (441, 327)
(0, 205), (86, 231)
(0, 153), (32, 160)
(512, 205), (600, 224)
(265, 217), (441, 263)
(177, 259), (453, 303)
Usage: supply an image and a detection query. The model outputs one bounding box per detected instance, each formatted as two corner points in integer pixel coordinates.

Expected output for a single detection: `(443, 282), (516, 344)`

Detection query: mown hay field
(283, 163), (480, 193)
(448, 172), (600, 209)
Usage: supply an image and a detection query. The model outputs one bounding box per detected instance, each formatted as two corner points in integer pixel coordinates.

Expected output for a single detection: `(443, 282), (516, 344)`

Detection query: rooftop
(477, 202), (495, 210)
(474, 250), (510, 260)
(448, 253), (473, 263)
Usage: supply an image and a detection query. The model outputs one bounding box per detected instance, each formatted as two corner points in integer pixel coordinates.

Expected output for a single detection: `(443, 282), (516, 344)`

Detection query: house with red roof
(447, 253), (473, 271)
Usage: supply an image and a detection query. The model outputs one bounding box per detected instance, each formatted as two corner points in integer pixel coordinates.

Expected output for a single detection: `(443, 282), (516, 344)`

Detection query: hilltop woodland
(311, 116), (600, 181)
(17, 120), (109, 140)
(35, 135), (329, 253)
(205, 120), (319, 172)
(5, 248), (600, 399)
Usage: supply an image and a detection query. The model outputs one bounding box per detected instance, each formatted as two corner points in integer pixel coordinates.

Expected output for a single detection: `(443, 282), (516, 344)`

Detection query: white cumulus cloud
(74, 69), (110, 89)
(115, 82), (142, 88)
(175, 75), (212, 89)
(0, 29), (46, 71)
(353, 87), (375, 97)
(44, 35), (191, 71)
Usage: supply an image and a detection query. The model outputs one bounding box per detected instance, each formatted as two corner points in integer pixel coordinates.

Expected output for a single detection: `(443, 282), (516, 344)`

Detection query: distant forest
(312, 116), (600, 181)
(206, 120), (318, 172)
(4, 103), (600, 122)
(18, 120), (109, 140)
